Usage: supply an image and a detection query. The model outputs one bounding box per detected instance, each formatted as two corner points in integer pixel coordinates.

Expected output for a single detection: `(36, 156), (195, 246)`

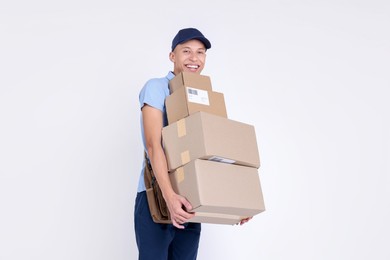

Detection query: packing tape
(176, 167), (185, 184)
(177, 119), (186, 137)
(180, 150), (190, 165)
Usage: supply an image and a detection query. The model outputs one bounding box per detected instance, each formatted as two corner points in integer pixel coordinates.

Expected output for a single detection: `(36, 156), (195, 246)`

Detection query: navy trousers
(134, 191), (201, 260)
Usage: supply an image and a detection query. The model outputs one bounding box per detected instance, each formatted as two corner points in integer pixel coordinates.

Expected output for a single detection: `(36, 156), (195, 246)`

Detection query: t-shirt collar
(167, 71), (175, 81)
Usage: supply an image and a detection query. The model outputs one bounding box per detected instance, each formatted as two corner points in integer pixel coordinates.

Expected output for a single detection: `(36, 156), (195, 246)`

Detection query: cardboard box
(165, 87), (227, 125)
(170, 159), (265, 218)
(162, 112), (260, 171)
(189, 212), (243, 225)
(169, 72), (212, 94)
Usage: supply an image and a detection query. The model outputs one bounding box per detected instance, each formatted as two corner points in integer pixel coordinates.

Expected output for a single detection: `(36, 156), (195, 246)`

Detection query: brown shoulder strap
(143, 151), (171, 223)
(143, 151), (153, 190)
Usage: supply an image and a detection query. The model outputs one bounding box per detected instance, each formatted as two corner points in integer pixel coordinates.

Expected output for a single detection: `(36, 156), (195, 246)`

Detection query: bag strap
(144, 151), (154, 189)
(143, 151), (172, 223)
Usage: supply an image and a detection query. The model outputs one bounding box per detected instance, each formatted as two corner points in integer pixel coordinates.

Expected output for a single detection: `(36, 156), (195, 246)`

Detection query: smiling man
(134, 28), (211, 260)
(169, 30), (209, 74)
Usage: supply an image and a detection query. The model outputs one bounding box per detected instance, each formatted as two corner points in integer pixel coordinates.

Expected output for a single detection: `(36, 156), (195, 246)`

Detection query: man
(134, 28), (209, 260)
(134, 28), (251, 260)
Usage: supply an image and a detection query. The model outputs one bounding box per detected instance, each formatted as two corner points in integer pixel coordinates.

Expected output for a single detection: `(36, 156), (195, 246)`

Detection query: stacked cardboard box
(163, 72), (265, 225)
(166, 72), (227, 125)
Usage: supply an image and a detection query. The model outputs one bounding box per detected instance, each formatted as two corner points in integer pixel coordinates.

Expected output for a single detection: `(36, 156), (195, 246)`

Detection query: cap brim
(175, 36), (211, 50)
(193, 36), (211, 49)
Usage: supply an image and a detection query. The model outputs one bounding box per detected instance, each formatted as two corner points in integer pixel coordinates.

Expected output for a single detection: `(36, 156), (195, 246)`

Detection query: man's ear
(169, 52), (175, 62)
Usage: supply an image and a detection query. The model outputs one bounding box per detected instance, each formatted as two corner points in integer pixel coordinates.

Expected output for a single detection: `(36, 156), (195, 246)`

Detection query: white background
(1, 0), (389, 259)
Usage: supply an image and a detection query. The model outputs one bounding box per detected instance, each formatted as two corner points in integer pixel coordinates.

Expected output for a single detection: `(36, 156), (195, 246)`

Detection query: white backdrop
(1, 0), (389, 259)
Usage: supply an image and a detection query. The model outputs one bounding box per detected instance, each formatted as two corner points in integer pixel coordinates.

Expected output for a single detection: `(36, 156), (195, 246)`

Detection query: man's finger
(173, 218), (185, 229)
(178, 196), (192, 210)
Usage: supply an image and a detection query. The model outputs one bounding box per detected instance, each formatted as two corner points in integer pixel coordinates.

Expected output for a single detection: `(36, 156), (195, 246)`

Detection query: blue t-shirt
(137, 71), (175, 192)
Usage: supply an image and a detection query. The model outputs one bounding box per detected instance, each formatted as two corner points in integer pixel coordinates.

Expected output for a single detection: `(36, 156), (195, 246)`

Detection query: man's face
(170, 39), (206, 75)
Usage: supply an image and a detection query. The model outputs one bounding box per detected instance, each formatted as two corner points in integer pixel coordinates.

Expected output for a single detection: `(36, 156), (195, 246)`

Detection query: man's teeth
(186, 65), (199, 69)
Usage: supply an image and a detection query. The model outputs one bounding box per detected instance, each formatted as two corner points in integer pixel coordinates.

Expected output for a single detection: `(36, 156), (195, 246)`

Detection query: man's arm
(142, 104), (194, 228)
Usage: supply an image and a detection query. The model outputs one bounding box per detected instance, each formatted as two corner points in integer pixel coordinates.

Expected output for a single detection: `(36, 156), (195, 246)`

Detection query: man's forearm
(147, 145), (175, 200)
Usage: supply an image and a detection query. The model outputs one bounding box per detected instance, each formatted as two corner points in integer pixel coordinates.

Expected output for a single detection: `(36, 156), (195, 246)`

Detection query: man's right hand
(165, 192), (195, 229)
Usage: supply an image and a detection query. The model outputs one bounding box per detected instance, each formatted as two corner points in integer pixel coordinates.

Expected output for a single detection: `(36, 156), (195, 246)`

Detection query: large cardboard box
(162, 112), (260, 171)
(169, 72), (212, 94)
(170, 159), (265, 218)
(165, 87), (227, 125)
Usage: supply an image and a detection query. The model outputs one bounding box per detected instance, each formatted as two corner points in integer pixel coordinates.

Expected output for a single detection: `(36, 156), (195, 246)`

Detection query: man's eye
(183, 50), (190, 53)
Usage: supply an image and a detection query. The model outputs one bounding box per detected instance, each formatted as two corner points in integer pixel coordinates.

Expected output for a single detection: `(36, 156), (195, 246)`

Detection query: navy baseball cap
(171, 28), (211, 51)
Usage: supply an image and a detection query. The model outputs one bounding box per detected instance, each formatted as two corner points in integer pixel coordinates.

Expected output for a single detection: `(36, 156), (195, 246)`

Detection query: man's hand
(238, 216), (253, 225)
(165, 192), (195, 229)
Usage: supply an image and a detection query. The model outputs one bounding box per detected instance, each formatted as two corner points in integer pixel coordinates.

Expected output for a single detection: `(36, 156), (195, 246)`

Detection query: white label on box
(186, 87), (210, 106)
(208, 156), (236, 164)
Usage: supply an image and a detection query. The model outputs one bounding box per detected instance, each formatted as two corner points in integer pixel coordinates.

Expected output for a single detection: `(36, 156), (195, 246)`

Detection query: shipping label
(208, 156), (236, 164)
(186, 87), (210, 106)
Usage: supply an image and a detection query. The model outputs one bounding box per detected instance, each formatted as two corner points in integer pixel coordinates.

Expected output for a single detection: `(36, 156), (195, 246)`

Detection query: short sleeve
(139, 79), (168, 112)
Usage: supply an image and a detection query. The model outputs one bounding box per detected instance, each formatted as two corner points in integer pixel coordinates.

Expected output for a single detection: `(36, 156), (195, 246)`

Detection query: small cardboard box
(165, 87), (227, 125)
(162, 112), (260, 171)
(170, 159), (265, 218)
(169, 72), (212, 94)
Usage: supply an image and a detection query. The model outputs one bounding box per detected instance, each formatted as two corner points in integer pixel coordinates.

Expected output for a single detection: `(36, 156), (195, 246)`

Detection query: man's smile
(186, 64), (200, 71)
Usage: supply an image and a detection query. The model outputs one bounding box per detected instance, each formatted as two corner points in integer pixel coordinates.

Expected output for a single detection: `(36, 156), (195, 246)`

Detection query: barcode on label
(187, 88), (198, 95)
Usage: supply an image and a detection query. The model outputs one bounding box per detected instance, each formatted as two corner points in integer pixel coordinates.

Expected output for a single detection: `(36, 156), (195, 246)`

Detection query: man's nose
(189, 52), (198, 61)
